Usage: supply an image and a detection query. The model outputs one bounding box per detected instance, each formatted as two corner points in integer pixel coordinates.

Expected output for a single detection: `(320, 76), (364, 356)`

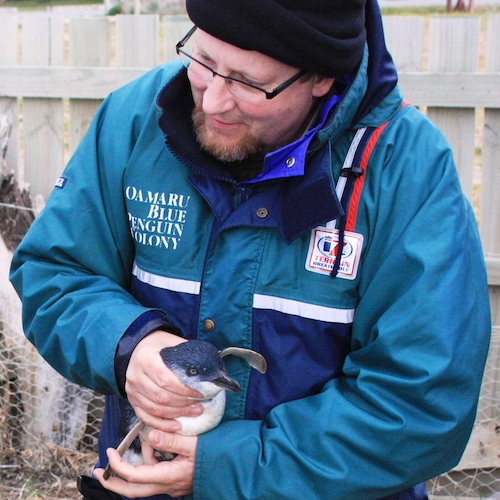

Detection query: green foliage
(1, 0), (98, 11)
(106, 2), (122, 15)
(380, 6), (447, 15)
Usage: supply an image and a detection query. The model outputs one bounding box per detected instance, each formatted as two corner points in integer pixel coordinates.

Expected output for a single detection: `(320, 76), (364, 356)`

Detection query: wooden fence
(0, 11), (499, 495)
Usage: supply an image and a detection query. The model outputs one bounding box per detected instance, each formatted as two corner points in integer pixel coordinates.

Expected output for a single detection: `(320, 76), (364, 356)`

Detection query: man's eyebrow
(195, 45), (269, 85)
(194, 46), (215, 64)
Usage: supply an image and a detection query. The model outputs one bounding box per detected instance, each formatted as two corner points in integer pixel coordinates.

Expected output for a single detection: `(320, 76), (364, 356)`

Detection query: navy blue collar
(242, 93), (340, 185)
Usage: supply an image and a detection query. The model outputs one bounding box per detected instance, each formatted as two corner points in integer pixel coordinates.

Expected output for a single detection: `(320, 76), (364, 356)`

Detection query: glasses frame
(176, 26), (307, 101)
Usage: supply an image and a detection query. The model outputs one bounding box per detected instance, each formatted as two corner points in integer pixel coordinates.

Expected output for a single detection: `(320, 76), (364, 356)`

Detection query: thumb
(150, 429), (197, 458)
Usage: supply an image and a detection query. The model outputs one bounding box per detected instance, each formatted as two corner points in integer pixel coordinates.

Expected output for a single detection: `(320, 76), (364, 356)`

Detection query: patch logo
(55, 176), (68, 189)
(306, 227), (363, 279)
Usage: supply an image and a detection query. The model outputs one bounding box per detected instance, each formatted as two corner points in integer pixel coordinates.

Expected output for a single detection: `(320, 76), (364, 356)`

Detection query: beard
(192, 105), (263, 162)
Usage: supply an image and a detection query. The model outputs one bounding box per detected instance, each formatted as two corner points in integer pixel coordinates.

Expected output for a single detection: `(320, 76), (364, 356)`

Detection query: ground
(0, 445), (94, 499)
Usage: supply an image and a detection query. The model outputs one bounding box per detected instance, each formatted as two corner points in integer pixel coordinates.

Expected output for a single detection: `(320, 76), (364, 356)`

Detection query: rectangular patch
(306, 227), (363, 280)
(55, 176), (68, 189)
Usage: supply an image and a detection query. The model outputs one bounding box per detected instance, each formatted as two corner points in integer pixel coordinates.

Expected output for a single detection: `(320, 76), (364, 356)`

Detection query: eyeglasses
(176, 26), (307, 105)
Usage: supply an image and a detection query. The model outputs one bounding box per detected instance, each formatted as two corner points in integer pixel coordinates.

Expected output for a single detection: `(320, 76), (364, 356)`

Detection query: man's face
(188, 30), (334, 162)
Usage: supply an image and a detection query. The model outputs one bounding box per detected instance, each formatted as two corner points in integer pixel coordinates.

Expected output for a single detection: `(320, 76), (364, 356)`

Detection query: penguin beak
(212, 373), (242, 393)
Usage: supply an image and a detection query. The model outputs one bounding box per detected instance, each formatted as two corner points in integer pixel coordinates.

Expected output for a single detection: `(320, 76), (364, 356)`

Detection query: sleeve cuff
(114, 310), (183, 397)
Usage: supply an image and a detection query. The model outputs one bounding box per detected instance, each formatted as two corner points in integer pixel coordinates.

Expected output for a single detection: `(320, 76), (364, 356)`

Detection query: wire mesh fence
(0, 313), (104, 499)
(0, 331), (104, 454)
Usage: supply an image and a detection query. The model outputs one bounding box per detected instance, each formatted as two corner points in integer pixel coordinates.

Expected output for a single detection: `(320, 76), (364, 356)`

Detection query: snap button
(285, 157), (296, 168)
(256, 207), (269, 219)
(203, 319), (215, 332)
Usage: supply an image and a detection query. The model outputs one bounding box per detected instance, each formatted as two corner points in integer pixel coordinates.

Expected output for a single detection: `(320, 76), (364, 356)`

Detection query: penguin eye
(187, 366), (199, 376)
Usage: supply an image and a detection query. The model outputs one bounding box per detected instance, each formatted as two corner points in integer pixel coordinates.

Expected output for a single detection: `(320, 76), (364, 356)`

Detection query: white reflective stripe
(132, 263), (201, 295)
(335, 175), (348, 200)
(341, 127), (367, 173)
(325, 127), (367, 231)
(253, 294), (354, 324)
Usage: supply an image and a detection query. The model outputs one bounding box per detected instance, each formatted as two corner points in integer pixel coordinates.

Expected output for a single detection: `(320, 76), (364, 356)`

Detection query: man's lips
(206, 115), (242, 131)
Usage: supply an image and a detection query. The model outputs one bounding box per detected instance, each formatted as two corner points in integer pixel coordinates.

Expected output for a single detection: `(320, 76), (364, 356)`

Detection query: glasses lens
(179, 52), (214, 82)
(226, 80), (266, 104)
(177, 30), (277, 105)
(180, 52), (266, 104)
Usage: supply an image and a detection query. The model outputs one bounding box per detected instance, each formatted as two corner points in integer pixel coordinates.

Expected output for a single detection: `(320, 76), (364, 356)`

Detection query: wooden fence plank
(0, 14), (18, 66)
(69, 17), (110, 67)
(485, 14), (500, 73)
(480, 14), (500, 257)
(22, 97), (64, 199)
(0, 66), (149, 98)
(397, 73), (500, 108)
(481, 109), (500, 257)
(486, 258), (500, 287)
(115, 14), (159, 68)
(69, 17), (111, 156)
(22, 16), (65, 200)
(428, 16), (480, 73)
(2, 67), (500, 106)
(427, 16), (480, 202)
(163, 15), (192, 62)
(22, 15), (64, 66)
(0, 14), (19, 176)
(382, 16), (424, 72)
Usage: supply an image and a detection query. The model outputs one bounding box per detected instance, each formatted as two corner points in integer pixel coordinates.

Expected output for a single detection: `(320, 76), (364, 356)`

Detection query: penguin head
(160, 340), (242, 399)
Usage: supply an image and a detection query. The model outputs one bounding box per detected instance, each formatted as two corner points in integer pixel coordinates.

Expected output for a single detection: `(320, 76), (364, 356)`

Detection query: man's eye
(197, 53), (216, 68)
(187, 366), (199, 376)
(237, 75), (263, 87)
(240, 77), (257, 86)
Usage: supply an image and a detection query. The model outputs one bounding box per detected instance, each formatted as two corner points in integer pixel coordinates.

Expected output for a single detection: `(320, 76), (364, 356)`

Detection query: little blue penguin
(106, 340), (262, 477)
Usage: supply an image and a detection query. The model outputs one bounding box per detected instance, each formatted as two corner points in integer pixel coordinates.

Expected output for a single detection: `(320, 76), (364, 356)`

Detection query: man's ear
(312, 75), (336, 97)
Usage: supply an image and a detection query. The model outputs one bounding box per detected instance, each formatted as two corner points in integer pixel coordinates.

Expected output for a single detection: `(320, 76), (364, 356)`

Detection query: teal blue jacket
(10, 11), (491, 500)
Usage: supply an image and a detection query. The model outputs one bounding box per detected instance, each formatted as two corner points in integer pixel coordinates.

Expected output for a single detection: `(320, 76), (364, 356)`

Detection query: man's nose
(202, 75), (236, 114)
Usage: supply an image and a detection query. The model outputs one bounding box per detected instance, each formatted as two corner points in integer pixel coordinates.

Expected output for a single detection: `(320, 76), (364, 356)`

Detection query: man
(10, 0), (491, 499)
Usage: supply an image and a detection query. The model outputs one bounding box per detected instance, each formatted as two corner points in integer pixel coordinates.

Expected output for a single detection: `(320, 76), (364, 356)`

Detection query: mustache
(192, 106), (261, 162)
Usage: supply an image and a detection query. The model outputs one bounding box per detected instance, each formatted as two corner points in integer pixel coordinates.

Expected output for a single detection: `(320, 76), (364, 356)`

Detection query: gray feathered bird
(104, 340), (266, 479)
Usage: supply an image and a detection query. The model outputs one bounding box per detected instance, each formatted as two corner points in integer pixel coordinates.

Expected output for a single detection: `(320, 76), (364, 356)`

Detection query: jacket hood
(352, 0), (398, 124)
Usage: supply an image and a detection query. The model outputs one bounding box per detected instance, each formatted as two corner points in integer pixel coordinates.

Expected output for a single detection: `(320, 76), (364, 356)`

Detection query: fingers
(128, 331), (201, 398)
(132, 357), (201, 400)
(130, 396), (203, 432)
(125, 331), (205, 426)
(94, 439), (196, 499)
(94, 461), (168, 498)
(128, 377), (203, 410)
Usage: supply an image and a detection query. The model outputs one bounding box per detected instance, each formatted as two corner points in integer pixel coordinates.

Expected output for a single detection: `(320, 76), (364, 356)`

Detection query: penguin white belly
(175, 390), (226, 436)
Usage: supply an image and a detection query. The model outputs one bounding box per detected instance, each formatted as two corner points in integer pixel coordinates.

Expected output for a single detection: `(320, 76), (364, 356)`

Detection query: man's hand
(125, 331), (204, 431)
(94, 430), (197, 498)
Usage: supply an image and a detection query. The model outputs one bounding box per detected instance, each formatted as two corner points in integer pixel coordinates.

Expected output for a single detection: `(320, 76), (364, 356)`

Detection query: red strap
(344, 102), (410, 233)
(344, 122), (388, 232)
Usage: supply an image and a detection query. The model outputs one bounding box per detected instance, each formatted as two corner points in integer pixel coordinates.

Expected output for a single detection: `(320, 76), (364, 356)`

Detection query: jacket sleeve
(193, 108), (491, 498)
(9, 68), (177, 395)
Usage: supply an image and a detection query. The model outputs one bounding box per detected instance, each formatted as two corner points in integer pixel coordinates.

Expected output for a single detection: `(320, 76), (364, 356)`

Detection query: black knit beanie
(185, 0), (367, 77)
